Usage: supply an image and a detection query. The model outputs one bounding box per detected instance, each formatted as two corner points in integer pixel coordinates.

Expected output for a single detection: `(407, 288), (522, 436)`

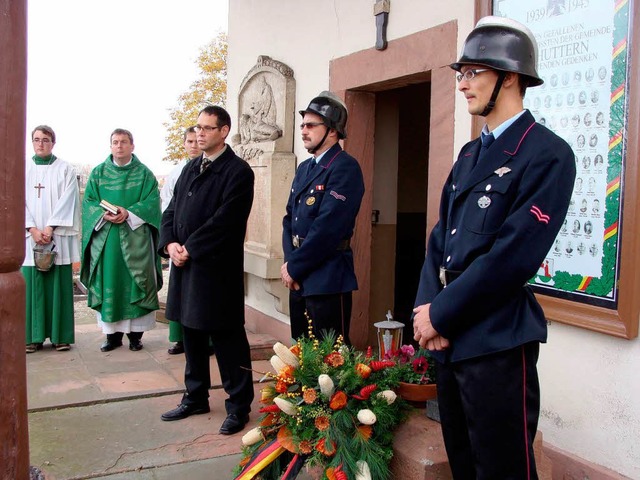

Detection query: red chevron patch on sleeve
(530, 205), (550, 224)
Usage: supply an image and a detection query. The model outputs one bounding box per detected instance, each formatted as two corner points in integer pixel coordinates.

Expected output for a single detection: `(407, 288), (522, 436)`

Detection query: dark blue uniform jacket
(415, 110), (576, 362)
(283, 143), (364, 296)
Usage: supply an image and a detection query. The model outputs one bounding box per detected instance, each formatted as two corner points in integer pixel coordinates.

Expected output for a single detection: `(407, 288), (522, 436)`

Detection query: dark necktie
(200, 158), (211, 173)
(308, 159), (317, 176)
(476, 132), (495, 166)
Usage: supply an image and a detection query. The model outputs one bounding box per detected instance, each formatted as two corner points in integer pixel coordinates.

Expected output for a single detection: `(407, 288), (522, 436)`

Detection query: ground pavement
(26, 281), (312, 480)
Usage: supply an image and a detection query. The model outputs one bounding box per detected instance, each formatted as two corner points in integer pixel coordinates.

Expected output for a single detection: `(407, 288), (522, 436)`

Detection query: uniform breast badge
(478, 195), (492, 209)
(306, 197), (316, 206)
(494, 167), (511, 177)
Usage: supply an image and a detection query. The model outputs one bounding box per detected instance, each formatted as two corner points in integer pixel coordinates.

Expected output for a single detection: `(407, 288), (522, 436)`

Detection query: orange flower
(277, 426), (297, 453)
(299, 440), (313, 454)
(316, 438), (337, 456)
(260, 413), (278, 427)
(314, 415), (330, 431)
(357, 425), (373, 440)
(326, 467), (337, 480)
(290, 344), (301, 356)
(329, 391), (348, 410)
(275, 380), (288, 393)
(280, 365), (295, 381)
(303, 388), (317, 404)
(324, 352), (345, 367)
(355, 363), (372, 379)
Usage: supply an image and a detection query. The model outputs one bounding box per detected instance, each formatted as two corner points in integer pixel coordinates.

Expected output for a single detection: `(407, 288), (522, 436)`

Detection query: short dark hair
(198, 105), (231, 129)
(183, 126), (196, 140)
(111, 128), (134, 144)
(32, 125), (56, 144)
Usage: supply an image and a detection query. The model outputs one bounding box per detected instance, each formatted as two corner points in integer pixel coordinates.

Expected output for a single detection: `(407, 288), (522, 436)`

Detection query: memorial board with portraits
(495, 0), (630, 310)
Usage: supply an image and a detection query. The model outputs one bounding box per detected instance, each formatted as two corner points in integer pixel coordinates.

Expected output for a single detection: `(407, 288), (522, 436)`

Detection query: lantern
(373, 310), (404, 359)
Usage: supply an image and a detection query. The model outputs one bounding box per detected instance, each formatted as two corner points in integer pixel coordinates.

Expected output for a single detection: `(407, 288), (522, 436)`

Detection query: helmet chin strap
(480, 71), (506, 117)
(307, 126), (331, 154)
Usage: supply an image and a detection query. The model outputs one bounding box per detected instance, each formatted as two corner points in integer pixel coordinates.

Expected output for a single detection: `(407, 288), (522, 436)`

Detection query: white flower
(270, 355), (287, 373)
(357, 409), (377, 425)
(355, 460), (372, 480)
(273, 342), (300, 367)
(241, 427), (263, 446)
(318, 374), (335, 398)
(274, 397), (298, 416)
(377, 390), (397, 405)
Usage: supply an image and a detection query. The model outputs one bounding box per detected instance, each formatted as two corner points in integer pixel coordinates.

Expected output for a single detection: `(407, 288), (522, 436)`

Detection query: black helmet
(299, 91), (348, 139)
(450, 16), (543, 88)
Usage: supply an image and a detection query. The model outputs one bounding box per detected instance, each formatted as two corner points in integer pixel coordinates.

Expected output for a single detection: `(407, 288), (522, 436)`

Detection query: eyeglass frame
(194, 125), (221, 133)
(32, 138), (53, 144)
(456, 68), (492, 83)
(299, 122), (326, 130)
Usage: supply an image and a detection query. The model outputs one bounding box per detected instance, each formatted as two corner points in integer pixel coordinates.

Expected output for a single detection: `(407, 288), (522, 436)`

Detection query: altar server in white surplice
(23, 125), (80, 354)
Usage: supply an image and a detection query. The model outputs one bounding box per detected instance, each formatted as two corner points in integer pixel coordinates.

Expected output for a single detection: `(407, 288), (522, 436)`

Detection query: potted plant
(386, 345), (437, 404)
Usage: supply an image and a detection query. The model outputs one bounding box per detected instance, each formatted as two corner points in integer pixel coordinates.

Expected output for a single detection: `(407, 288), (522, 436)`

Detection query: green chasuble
(80, 155), (162, 322)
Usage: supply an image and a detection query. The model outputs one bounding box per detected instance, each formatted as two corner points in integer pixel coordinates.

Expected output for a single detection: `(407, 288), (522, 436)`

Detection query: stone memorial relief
(234, 56), (296, 314)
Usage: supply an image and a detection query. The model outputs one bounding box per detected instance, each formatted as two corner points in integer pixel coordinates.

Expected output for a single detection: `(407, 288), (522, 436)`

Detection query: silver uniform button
(453, 184), (457, 191)
(485, 184), (492, 191)
(451, 228), (457, 235)
(446, 255), (451, 262)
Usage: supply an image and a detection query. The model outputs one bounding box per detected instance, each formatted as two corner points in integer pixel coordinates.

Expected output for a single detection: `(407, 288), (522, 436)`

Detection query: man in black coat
(159, 105), (255, 436)
(412, 17), (576, 479)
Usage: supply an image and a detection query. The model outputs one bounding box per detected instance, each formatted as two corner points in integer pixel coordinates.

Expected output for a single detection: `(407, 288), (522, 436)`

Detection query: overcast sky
(26, 0), (228, 175)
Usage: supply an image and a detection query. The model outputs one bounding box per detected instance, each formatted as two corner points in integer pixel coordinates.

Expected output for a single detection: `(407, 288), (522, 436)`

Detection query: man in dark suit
(412, 17), (576, 479)
(159, 105), (255, 436)
(281, 92), (364, 344)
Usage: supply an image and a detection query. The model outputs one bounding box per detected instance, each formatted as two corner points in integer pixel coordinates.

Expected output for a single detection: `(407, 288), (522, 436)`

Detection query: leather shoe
(100, 339), (123, 352)
(161, 403), (210, 421)
(168, 342), (184, 355)
(219, 413), (250, 435)
(129, 340), (143, 351)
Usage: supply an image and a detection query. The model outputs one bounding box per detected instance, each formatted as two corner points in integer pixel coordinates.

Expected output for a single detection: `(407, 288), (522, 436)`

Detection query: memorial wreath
(233, 322), (411, 480)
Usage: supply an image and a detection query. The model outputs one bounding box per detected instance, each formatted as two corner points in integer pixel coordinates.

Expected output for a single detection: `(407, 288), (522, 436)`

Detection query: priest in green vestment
(80, 128), (162, 352)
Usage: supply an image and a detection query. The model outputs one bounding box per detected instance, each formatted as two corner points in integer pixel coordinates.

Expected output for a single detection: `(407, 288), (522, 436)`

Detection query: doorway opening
(369, 82), (430, 346)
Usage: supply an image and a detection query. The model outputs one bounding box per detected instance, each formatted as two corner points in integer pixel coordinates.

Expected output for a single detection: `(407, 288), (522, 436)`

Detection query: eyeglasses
(300, 122), (325, 130)
(456, 68), (491, 83)
(33, 138), (52, 144)
(194, 125), (220, 133)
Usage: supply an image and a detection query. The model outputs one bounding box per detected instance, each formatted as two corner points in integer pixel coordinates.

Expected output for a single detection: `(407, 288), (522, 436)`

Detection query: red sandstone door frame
(329, 21), (458, 349)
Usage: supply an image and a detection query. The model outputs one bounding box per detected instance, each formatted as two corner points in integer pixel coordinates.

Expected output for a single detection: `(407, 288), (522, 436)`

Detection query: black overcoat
(159, 146), (254, 331)
(414, 110), (576, 362)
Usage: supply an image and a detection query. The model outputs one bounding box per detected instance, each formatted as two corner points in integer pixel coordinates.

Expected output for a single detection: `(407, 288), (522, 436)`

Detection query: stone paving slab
(29, 388), (262, 479)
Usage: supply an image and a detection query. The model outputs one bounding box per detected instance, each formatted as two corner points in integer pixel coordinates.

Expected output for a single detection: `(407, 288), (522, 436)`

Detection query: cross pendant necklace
(35, 183), (45, 198)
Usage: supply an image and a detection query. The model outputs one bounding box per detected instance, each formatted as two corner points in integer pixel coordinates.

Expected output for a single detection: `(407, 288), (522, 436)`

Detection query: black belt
(439, 267), (462, 287)
(292, 235), (350, 251)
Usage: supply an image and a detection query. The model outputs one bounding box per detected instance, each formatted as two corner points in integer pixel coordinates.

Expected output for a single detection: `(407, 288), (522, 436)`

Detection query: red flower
(412, 356), (429, 375)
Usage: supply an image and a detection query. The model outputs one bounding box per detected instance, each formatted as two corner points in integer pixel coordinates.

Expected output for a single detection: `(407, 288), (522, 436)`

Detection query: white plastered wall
(228, 2), (640, 477)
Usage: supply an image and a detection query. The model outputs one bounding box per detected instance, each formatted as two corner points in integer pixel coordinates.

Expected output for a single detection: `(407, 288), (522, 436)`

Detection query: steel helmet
(451, 16), (543, 88)
(299, 91), (348, 139)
